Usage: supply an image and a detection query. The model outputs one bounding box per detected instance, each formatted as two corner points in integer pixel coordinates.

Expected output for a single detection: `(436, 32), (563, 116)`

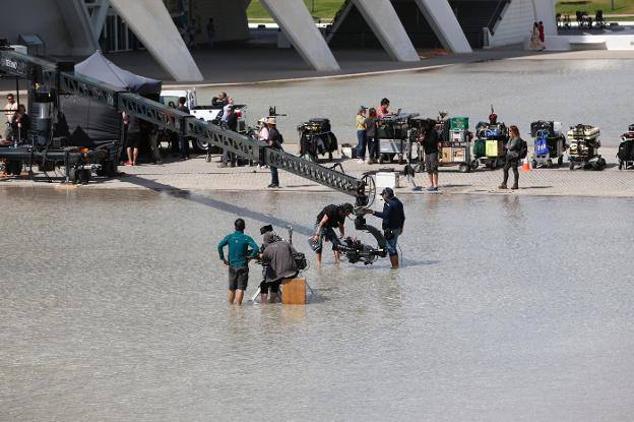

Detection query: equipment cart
(376, 112), (419, 164)
(567, 124), (605, 170)
(530, 120), (567, 168)
(473, 121), (509, 170)
(438, 116), (475, 173)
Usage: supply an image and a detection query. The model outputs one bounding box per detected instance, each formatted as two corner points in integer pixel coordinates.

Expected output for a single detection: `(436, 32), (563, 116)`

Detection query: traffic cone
(522, 156), (531, 172)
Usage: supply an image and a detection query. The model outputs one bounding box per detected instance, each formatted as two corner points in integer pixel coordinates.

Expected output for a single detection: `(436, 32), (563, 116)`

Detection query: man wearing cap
(310, 203), (354, 268)
(363, 188), (405, 269)
(266, 117), (283, 188)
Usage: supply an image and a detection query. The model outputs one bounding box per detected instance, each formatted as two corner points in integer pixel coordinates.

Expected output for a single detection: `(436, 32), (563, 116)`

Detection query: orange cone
(522, 157), (531, 172)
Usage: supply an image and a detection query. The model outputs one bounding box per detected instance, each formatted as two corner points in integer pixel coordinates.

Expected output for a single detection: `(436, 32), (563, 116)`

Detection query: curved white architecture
(0, 0), (557, 81)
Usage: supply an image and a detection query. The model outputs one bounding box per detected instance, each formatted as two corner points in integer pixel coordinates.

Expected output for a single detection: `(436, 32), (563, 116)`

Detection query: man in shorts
(422, 119), (441, 191)
(310, 203), (354, 268)
(217, 218), (259, 305)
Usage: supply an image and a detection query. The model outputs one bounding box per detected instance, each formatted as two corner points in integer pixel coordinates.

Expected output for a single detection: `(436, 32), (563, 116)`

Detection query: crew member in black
(310, 203), (354, 268)
(363, 188), (405, 269)
(422, 119), (441, 191)
(266, 117), (283, 188)
(499, 125), (525, 190)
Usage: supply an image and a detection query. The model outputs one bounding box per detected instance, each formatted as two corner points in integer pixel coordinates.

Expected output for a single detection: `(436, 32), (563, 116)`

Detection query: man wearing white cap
(266, 117), (283, 188)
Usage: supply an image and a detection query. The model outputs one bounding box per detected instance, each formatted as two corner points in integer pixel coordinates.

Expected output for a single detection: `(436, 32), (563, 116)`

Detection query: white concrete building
(0, 0), (557, 81)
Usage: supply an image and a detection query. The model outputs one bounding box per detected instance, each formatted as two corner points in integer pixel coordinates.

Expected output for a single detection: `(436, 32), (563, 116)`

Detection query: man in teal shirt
(217, 218), (259, 305)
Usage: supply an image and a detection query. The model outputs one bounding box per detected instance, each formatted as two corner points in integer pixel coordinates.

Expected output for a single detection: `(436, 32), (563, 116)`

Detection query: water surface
(1, 188), (633, 421)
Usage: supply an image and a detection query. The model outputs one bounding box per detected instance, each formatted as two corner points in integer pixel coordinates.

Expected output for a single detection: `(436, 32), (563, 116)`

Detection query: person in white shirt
(3, 94), (18, 139)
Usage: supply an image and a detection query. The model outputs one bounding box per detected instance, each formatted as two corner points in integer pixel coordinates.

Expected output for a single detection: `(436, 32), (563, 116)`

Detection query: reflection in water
(2, 189), (634, 421)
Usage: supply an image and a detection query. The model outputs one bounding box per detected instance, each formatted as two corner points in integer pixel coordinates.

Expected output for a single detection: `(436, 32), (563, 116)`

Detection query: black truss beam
(265, 148), (361, 196)
(186, 118), (262, 162)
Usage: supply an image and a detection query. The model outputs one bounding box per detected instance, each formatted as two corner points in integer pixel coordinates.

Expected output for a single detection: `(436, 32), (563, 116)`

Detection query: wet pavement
(2, 188), (634, 421)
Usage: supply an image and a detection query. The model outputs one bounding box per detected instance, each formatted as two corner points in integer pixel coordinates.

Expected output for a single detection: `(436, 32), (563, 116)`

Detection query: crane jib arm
(0, 47), (367, 202)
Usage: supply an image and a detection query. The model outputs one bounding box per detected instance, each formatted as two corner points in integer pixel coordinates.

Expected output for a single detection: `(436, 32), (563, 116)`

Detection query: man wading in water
(310, 203), (354, 269)
(217, 218), (259, 305)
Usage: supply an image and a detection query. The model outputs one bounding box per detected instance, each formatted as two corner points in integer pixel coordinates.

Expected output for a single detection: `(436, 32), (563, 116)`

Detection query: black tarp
(59, 51), (161, 147)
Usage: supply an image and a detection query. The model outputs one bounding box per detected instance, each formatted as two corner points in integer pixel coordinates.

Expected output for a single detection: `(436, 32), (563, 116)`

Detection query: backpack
(519, 139), (528, 159)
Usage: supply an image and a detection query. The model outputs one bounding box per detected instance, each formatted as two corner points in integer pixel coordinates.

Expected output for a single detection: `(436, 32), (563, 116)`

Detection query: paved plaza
(1, 145), (632, 198)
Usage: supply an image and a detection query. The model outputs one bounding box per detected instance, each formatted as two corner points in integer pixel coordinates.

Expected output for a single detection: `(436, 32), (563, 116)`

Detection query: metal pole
(15, 77), (20, 105)
(611, 0), (615, 11)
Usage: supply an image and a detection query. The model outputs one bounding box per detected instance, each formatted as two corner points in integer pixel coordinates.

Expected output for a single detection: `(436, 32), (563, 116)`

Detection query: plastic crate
(449, 117), (469, 130)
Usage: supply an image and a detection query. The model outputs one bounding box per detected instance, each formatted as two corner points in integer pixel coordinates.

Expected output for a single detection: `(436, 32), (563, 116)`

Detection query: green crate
(450, 117), (469, 130)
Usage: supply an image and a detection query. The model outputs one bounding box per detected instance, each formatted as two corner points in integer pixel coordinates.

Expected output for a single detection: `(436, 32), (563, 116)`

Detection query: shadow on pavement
(119, 173), (315, 236)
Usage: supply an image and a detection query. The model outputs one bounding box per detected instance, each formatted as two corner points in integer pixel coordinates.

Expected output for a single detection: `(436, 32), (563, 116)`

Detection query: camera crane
(0, 47), (386, 264)
(0, 47), (371, 205)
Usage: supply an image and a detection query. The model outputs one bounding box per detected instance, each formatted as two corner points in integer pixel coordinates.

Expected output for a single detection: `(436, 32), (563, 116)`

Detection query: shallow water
(1, 188), (634, 421)
(201, 59), (634, 146)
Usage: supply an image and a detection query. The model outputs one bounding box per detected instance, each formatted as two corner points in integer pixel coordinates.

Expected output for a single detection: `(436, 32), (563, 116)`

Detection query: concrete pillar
(109, 0), (203, 81)
(533, 0), (557, 35)
(353, 0), (420, 62)
(414, 0), (472, 53)
(90, 0), (111, 45)
(55, 0), (99, 55)
(259, 0), (340, 71)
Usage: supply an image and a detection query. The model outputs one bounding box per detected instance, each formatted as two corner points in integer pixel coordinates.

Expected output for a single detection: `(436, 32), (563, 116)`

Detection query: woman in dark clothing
(499, 125), (524, 190)
(365, 108), (379, 164)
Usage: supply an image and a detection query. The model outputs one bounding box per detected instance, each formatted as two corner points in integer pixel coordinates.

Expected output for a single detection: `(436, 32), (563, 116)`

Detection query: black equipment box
(629, 124), (634, 132)
(300, 118), (331, 134)
(531, 120), (555, 137)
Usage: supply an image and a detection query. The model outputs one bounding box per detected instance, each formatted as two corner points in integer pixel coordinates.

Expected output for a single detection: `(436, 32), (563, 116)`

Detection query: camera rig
(0, 47), (389, 263)
(333, 214), (387, 265)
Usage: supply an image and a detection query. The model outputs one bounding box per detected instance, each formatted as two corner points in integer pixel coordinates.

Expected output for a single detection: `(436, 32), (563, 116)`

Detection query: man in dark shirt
(422, 119), (441, 191)
(11, 105), (30, 143)
(310, 203), (354, 268)
(363, 188), (405, 269)
(266, 117), (283, 188)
